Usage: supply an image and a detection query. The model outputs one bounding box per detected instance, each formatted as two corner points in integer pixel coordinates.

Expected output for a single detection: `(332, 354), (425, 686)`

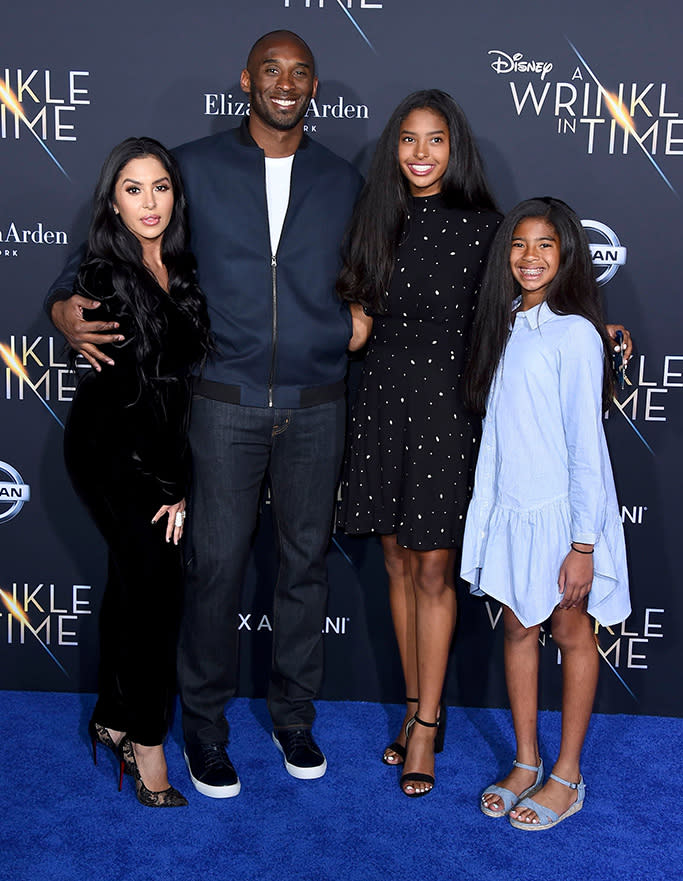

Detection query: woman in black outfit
(338, 91), (500, 797)
(63, 137), (212, 807)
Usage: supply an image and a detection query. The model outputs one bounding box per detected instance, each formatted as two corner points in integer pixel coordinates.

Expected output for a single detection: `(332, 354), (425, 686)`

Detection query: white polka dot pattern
(340, 195), (501, 550)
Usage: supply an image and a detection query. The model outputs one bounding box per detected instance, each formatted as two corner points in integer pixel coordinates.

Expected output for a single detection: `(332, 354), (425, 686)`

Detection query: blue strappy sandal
(480, 759), (544, 817)
(509, 772), (585, 830)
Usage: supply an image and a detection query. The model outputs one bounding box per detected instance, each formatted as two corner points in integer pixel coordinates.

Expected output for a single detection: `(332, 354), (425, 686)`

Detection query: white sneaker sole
(272, 733), (327, 780)
(183, 750), (242, 798)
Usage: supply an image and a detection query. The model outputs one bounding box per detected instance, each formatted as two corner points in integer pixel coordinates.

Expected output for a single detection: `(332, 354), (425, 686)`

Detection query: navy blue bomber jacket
(47, 121), (363, 409)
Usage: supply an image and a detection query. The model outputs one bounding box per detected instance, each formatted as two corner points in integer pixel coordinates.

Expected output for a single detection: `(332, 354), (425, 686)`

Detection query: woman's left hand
(557, 547), (594, 609)
(152, 498), (186, 545)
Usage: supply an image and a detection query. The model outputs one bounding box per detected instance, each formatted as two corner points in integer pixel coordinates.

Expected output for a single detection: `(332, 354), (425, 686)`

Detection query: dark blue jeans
(178, 396), (345, 744)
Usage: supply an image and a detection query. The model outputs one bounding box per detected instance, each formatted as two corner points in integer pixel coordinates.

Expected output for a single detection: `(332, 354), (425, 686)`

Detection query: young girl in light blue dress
(461, 197), (631, 830)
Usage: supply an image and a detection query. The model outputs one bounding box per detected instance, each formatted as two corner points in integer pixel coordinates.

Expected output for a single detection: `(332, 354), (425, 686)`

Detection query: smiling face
(509, 216), (561, 309)
(111, 155), (174, 246)
(240, 33), (318, 133)
(397, 107), (451, 197)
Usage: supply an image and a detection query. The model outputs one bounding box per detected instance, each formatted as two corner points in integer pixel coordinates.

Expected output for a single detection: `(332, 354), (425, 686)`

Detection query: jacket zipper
(268, 253), (277, 407)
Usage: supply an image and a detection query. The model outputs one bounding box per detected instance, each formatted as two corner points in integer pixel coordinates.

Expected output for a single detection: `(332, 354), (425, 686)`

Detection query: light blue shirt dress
(460, 302), (631, 628)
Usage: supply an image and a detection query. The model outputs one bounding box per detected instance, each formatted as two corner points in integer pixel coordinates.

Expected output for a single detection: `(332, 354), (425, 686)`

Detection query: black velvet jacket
(68, 259), (206, 504)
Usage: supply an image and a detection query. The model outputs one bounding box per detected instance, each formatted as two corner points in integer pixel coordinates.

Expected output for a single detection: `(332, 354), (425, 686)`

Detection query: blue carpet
(1, 692), (680, 880)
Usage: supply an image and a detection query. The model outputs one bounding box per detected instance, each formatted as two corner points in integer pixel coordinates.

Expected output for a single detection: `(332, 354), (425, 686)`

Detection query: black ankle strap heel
(400, 714), (440, 798)
(409, 714), (439, 730)
(381, 697), (420, 766)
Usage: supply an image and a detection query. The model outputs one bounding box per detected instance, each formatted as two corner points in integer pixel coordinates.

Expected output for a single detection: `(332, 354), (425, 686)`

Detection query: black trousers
(65, 417), (183, 746)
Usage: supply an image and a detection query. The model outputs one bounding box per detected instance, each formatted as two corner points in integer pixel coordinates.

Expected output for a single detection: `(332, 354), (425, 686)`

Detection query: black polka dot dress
(340, 194), (501, 550)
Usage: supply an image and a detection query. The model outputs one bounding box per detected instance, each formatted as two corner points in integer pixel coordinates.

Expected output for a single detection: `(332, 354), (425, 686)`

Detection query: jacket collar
(237, 117), (310, 151)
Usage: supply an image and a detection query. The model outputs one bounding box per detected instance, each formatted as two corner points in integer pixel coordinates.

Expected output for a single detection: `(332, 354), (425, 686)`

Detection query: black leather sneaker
(272, 728), (327, 780)
(184, 742), (241, 798)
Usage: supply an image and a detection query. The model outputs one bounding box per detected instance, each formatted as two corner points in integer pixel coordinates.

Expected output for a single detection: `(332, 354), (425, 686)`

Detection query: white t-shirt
(265, 155), (295, 255)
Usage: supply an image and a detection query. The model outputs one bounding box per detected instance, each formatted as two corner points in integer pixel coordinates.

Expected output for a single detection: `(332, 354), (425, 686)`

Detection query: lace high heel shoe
(382, 697), (418, 765)
(399, 714), (440, 798)
(119, 737), (188, 807)
(88, 718), (132, 788)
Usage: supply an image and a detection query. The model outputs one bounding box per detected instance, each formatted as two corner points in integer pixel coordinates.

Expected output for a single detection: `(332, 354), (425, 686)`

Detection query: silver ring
(174, 512), (186, 528)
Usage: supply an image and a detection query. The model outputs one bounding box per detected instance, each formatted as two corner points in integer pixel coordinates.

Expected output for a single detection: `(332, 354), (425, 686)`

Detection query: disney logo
(488, 50), (553, 81)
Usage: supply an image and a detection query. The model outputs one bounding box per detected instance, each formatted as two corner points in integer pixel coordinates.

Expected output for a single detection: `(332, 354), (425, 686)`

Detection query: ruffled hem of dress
(460, 496), (630, 628)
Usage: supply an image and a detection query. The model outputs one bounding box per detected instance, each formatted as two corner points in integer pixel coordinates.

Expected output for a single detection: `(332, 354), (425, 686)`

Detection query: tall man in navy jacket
(48, 31), (365, 797)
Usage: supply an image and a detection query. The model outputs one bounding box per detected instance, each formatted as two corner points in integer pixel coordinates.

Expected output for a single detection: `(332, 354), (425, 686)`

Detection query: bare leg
(131, 743), (171, 792)
(381, 536), (418, 763)
(482, 607), (541, 814)
(510, 602), (598, 824)
(401, 547), (457, 795)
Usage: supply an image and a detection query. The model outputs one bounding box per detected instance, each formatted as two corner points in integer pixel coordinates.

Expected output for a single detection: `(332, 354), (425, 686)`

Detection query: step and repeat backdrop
(1, 1), (681, 715)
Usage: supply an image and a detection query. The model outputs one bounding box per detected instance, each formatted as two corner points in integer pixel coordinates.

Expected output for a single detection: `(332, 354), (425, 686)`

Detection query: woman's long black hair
(77, 136), (212, 379)
(336, 89), (497, 311)
(464, 197), (613, 417)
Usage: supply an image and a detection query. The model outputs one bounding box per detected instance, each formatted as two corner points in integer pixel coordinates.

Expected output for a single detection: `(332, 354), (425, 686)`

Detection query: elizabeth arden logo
(204, 93), (369, 122)
(0, 220), (68, 258)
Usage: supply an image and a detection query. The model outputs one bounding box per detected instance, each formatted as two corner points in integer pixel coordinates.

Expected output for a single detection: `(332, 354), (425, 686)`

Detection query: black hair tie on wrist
(571, 543), (594, 555)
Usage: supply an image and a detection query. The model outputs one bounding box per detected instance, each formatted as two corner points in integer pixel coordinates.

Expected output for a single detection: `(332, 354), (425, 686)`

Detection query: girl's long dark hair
(336, 89), (497, 312)
(78, 136), (212, 379)
(464, 197), (613, 417)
